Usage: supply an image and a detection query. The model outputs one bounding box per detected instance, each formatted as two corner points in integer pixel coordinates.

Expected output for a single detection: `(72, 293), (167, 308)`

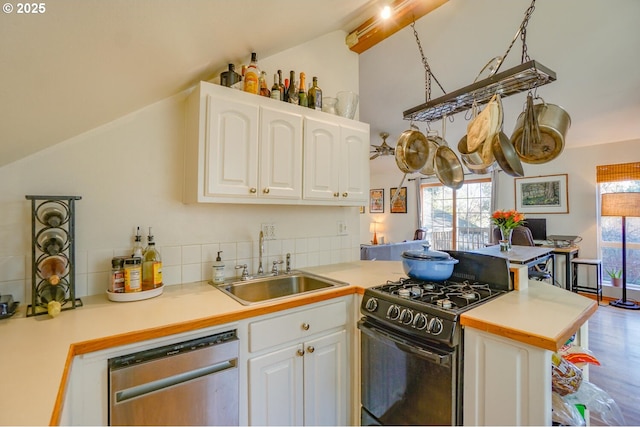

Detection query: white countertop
(0, 260), (595, 426)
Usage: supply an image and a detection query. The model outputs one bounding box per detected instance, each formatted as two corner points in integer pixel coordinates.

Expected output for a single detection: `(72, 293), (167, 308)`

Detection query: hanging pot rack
(403, 59), (556, 123)
(403, 0), (556, 124)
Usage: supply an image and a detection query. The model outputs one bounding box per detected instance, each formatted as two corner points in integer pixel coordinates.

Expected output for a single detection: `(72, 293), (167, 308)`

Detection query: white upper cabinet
(184, 82), (369, 206)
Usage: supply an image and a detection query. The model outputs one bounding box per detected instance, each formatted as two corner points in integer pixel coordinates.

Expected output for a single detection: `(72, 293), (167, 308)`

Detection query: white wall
(0, 30), (364, 305)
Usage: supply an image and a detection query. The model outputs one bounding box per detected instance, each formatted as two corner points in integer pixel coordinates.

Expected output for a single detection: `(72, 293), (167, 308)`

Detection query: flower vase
(499, 228), (513, 252)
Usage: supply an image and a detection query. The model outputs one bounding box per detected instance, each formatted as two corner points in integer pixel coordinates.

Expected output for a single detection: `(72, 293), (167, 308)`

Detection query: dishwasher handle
(114, 358), (237, 403)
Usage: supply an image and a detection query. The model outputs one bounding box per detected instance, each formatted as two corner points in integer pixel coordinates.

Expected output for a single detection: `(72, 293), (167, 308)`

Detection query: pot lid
(402, 243), (457, 261)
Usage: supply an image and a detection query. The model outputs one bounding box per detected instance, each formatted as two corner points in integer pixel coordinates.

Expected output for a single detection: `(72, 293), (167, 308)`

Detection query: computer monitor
(525, 218), (547, 241)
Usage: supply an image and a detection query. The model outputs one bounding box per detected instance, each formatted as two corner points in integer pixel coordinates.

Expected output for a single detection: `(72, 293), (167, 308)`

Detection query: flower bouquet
(491, 209), (525, 250)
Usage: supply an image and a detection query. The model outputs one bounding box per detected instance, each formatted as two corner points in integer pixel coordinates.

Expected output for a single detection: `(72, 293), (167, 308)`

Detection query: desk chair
(413, 228), (426, 240)
(492, 226), (553, 283)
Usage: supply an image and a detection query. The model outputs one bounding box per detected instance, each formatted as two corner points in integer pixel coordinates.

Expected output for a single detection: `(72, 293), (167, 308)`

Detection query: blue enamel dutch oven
(401, 243), (459, 281)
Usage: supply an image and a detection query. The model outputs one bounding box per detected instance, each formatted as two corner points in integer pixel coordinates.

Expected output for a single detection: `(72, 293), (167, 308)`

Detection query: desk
(544, 245), (579, 290)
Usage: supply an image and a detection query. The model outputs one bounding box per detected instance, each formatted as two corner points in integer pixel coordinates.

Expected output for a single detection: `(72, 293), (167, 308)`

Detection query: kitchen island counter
(0, 260), (595, 425)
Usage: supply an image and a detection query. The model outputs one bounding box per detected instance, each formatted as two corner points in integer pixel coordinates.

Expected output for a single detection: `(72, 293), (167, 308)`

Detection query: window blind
(596, 162), (640, 183)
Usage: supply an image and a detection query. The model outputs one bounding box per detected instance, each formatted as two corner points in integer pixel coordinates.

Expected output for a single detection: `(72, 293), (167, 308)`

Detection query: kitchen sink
(216, 272), (346, 305)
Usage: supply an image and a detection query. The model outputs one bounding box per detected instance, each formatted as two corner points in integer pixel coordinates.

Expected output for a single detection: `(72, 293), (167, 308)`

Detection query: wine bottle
(142, 227), (163, 291)
(38, 255), (68, 285)
(283, 78), (290, 103)
(259, 71), (271, 97)
(308, 76), (322, 110)
(220, 63), (241, 88)
(270, 74), (280, 100)
(277, 70), (285, 101)
(38, 205), (65, 227)
(287, 70), (297, 104)
(37, 228), (66, 255)
(243, 52), (260, 94)
(298, 72), (308, 107)
(39, 283), (66, 317)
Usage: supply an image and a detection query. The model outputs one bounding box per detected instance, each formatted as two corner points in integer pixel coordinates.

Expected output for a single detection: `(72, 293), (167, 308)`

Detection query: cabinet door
(303, 330), (348, 426)
(205, 94), (259, 197)
(340, 124), (370, 203)
(249, 343), (304, 426)
(259, 107), (303, 199)
(303, 117), (341, 201)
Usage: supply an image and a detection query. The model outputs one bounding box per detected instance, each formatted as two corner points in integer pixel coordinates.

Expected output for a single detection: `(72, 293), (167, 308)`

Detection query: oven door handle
(359, 321), (452, 366)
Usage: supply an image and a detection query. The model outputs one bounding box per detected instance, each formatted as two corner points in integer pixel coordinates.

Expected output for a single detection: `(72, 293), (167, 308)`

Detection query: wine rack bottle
(26, 195), (82, 317)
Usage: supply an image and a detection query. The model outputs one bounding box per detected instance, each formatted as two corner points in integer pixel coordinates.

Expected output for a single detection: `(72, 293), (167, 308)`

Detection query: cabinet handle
(342, 192), (348, 198)
(301, 323), (310, 331)
(263, 188), (270, 194)
(249, 188), (257, 194)
(296, 349), (305, 357)
(333, 192), (339, 198)
(306, 346), (315, 353)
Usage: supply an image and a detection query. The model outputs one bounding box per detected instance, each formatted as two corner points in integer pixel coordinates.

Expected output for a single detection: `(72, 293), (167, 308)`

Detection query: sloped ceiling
(0, 0), (378, 167)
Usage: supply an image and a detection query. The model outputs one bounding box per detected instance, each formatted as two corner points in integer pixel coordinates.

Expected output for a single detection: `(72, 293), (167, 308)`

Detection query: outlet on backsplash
(337, 220), (347, 236)
(261, 223), (276, 240)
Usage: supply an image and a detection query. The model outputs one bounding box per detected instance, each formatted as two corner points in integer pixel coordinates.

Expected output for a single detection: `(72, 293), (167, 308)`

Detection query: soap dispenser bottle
(212, 251), (225, 284)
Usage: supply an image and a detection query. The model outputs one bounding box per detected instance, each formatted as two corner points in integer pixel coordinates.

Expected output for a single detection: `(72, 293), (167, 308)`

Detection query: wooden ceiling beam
(346, 0), (448, 54)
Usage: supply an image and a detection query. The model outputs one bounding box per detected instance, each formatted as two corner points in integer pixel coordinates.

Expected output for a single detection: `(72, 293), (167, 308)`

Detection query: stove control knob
(386, 304), (400, 320)
(364, 297), (378, 312)
(413, 313), (428, 330)
(400, 309), (414, 325)
(429, 317), (444, 335)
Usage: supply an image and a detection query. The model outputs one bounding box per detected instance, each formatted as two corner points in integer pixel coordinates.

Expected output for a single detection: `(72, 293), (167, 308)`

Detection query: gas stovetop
(360, 251), (512, 347)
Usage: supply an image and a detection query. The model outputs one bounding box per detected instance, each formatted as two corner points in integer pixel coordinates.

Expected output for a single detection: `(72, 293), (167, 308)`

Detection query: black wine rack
(25, 195), (82, 317)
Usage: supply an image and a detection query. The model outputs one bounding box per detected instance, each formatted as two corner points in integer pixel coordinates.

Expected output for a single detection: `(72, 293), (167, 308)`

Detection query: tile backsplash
(0, 234), (359, 305)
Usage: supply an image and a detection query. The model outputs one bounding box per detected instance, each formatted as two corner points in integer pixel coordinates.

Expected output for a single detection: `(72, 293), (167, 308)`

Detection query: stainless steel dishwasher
(108, 329), (239, 426)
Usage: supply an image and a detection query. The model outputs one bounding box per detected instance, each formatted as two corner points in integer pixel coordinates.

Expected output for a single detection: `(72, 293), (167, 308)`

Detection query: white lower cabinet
(247, 299), (349, 426)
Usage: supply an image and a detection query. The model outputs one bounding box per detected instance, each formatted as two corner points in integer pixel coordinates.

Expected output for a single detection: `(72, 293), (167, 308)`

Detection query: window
(597, 162), (640, 287)
(420, 178), (492, 251)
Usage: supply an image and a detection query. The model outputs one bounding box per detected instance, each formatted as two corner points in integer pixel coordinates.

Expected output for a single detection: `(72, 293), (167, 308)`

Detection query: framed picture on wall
(390, 187), (407, 214)
(370, 189), (384, 213)
(515, 174), (569, 214)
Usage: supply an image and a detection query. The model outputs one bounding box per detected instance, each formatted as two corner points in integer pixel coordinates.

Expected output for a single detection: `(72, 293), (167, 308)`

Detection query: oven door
(359, 319), (460, 426)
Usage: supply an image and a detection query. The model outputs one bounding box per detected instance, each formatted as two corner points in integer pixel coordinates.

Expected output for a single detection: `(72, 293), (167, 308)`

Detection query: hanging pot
(419, 130), (445, 176)
(511, 100), (570, 164)
(492, 132), (525, 177)
(395, 127), (430, 173)
(434, 145), (464, 190)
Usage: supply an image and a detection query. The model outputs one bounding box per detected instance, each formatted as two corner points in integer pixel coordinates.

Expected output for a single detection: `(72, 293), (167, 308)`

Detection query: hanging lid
(401, 243), (456, 261)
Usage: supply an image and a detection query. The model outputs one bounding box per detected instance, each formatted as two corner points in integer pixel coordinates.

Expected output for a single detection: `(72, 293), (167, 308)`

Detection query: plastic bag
(559, 345), (601, 367)
(564, 380), (625, 426)
(552, 392), (585, 426)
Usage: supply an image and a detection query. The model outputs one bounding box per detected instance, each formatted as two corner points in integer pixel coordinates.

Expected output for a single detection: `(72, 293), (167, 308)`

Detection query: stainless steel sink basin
(216, 272), (345, 305)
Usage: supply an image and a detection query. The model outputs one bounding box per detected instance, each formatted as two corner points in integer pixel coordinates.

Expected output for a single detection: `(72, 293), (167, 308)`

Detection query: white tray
(106, 284), (164, 302)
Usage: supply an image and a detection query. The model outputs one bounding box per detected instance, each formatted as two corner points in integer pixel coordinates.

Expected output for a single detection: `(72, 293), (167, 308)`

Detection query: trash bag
(564, 380), (625, 426)
(552, 392), (585, 426)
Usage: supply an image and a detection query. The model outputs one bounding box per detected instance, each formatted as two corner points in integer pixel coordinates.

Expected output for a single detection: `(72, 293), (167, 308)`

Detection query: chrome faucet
(272, 260), (284, 275)
(286, 253), (291, 274)
(258, 230), (264, 275)
(235, 264), (250, 281)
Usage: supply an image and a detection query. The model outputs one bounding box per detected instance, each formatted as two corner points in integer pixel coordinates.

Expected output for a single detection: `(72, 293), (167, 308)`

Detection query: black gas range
(359, 251), (513, 426)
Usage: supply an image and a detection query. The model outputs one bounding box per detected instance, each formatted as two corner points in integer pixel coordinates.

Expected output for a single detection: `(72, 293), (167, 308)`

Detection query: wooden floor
(586, 302), (640, 426)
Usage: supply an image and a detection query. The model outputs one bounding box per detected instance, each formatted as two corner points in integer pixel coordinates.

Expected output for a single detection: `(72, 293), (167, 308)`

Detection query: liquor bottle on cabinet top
(287, 70), (297, 104)
(298, 72), (308, 107)
(270, 74), (280, 100)
(220, 63), (241, 88)
(277, 70), (285, 101)
(308, 76), (322, 110)
(142, 228), (163, 291)
(243, 52), (260, 94)
(259, 71), (271, 97)
(283, 78), (290, 103)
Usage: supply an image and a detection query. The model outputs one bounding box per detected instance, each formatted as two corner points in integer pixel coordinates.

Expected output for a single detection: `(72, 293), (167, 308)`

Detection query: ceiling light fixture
(346, 0), (448, 54)
(380, 5), (392, 19)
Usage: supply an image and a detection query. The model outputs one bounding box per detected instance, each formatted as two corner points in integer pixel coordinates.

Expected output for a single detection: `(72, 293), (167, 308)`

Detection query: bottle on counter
(270, 74), (280, 100)
(220, 63), (241, 88)
(259, 71), (271, 97)
(37, 228), (67, 255)
(37, 203), (66, 227)
(298, 72), (308, 107)
(277, 70), (285, 101)
(132, 226), (144, 259)
(124, 257), (142, 292)
(308, 76), (322, 110)
(39, 282), (66, 317)
(142, 227), (163, 291)
(212, 251), (225, 285)
(109, 257), (126, 293)
(243, 52), (260, 95)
